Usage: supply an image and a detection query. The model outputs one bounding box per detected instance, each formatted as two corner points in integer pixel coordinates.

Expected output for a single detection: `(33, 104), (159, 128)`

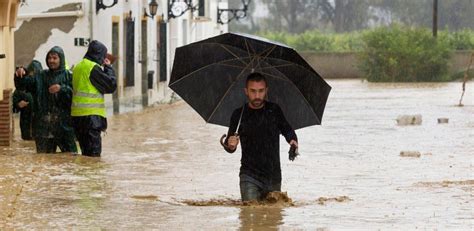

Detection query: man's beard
(250, 99), (264, 108)
(48, 63), (60, 70)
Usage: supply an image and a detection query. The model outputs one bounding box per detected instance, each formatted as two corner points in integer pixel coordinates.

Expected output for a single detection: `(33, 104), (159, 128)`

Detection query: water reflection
(239, 207), (284, 231)
(71, 156), (107, 222)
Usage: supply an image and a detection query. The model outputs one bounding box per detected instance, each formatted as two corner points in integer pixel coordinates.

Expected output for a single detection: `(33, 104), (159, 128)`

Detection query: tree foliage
(229, 0), (474, 33)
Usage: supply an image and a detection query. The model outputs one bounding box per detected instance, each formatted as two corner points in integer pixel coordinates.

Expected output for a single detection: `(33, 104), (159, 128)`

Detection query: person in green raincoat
(12, 60), (43, 140)
(14, 46), (77, 153)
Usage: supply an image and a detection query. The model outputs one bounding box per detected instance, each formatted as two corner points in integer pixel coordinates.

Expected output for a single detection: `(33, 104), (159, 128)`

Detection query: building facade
(14, 0), (229, 114)
(0, 0), (19, 99)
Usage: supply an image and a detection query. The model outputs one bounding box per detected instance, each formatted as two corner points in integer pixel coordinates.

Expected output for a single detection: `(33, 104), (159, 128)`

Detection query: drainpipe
(89, 0), (94, 40)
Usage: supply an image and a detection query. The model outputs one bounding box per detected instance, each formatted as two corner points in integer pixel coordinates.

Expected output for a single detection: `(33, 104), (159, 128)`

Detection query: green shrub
(332, 32), (365, 52)
(451, 68), (474, 81)
(439, 29), (474, 50)
(359, 25), (452, 82)
(259, 29), (473, 53)
(291, 30), (334, 52)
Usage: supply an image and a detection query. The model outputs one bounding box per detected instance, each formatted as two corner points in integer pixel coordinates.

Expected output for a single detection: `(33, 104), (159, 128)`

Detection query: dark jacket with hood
(83, 40), (117, 94)
(14, 46), (75, 139)
(12, 89), (35, 140)
(12, 60), (43, 139)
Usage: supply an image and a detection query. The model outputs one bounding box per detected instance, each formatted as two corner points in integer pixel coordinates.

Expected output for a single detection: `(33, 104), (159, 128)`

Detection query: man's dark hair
(246, 72), (267, 87)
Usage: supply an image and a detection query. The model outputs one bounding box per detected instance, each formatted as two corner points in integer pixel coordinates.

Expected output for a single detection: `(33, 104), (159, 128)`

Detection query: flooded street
(1, 79), (472, 229)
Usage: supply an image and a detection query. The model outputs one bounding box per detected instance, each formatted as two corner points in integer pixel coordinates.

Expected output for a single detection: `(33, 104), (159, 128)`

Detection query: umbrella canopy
(169, 32), (331, 130)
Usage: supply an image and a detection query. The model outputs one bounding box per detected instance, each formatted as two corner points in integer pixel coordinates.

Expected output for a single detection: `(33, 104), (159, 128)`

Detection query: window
(125, 18), (135, 87)
(198, 0), (205, 17)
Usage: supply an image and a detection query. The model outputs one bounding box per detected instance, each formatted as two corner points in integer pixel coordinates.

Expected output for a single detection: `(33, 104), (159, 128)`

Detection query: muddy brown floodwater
(0, 79), (472, 229)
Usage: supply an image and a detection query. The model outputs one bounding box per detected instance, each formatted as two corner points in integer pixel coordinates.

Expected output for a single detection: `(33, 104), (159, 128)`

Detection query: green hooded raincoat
(14, 47), (77, 153)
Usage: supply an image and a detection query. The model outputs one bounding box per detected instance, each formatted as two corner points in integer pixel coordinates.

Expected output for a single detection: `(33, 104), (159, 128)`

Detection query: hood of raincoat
(84, 40), (107, 65)
(45, 46), (66, 71)
(26, 60), (43, 76)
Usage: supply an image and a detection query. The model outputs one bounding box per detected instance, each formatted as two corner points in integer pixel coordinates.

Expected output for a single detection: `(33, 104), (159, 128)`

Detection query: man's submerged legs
(240, 180), (262, 201)
(35, 138), (57, 153)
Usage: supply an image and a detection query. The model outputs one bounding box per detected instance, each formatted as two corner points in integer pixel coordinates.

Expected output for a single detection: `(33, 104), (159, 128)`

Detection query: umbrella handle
(220, 133), (239, 149)
(220, 134), (228, 148)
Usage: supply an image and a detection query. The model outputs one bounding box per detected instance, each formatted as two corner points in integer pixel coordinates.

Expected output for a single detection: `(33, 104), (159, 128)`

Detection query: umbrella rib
(288, 81), (321, 125)
(206, 55), (259, 123)
(260, 57), (316, 74)
(244, 38), (256, 57)
(259, 71), (292, 82)
(169, 56), (252, 87)
(258, 63), (294, 70)
(220, 44), (249, 66)
(253, 45), (276, 71)
(262, 64), (321, 125)
(260, 45), (277, 59)
(218, 63), (250, 69)
(260, 70), (321, 125)
(244, 39), (255, 70)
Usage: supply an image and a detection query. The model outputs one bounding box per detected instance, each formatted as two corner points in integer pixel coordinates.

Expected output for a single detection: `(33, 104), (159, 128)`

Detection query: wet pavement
(0, 79), (472, 229)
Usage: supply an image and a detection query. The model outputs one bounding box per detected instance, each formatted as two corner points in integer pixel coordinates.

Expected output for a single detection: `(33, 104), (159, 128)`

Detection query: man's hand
(289, 140), (299, 161)
(289, 140), (298, 148)
(48, 84), (61, 94)
(18, 100), (29, 108)
(103, 58), (111, 66)
(15, 67), (26, 78)
(227, 135), (240, 151)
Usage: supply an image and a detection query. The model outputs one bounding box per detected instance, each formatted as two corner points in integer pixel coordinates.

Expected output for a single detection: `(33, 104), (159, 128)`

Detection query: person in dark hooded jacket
(12, 60), (43, 140)
(71, 40), (116, 157)
(14, 47), (77, 153)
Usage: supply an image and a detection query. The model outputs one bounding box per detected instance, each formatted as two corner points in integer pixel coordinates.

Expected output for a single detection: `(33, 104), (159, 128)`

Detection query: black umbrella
(169, 32), (331, 130)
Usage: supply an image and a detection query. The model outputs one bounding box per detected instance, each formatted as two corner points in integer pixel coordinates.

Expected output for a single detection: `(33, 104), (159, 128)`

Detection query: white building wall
(15, 0), (228, 113)
(16, 0), (90, 68)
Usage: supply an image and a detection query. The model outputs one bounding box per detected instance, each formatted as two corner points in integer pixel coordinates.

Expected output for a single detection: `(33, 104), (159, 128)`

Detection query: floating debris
(317, 196), (352, 205)
(414, 180), (474, 187)
(437, 118), (449, 124)
(131, 195), (159, 200)
(183, 198), (242, 207)
(400, 151), (421, 158)
(396, 114), (422, 126)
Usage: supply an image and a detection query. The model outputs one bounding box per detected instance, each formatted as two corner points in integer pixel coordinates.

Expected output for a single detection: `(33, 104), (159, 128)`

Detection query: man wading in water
(223, 72), (298, 202)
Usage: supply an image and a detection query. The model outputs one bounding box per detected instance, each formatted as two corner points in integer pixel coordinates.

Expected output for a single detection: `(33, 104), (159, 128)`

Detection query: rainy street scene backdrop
(0, 0), (473, 230)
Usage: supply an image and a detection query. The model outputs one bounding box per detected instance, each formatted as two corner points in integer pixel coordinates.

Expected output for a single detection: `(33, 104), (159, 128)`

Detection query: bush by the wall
(439, 29), (474, 50)
(451, 68), (474, 81)
(359, 25), (452, 82)
(259, 29), (472, 53)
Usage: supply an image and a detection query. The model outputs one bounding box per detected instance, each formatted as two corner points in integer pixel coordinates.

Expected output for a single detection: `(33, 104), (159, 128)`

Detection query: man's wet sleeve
(276, 105), (297, 143)
(58, 72), (73, 107)
(14, 72), (37, 93)
(224, 109), (240, 153)
(12, 90), (21, 112)
(90, 65), (117, 94)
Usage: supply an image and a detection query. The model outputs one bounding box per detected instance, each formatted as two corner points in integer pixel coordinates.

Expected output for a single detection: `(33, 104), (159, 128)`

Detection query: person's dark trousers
(35, 136), (77, 153)
(72, 115), (107, 157)
(240, 174), (281, 201)
(19, 110), (33, 140)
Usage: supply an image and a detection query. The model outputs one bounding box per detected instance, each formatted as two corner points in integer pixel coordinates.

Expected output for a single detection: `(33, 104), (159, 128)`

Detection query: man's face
(47, 53), (60, 70)
(245, 80), (267, 109)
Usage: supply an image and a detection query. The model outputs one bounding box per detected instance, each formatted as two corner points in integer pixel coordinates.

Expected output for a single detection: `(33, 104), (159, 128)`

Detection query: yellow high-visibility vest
(71, 58), (106, 117)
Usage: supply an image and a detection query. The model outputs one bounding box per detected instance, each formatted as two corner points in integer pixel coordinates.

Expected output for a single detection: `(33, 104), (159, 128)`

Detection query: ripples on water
(0, 80), (472, 229)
